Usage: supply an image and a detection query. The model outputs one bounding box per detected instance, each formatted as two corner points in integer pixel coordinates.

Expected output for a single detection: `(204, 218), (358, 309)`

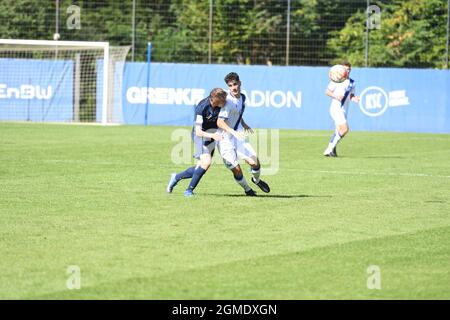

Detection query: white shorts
(193, 135), (216, 160)
(217, 134), (257, 169)
(330, 104), (347, 126)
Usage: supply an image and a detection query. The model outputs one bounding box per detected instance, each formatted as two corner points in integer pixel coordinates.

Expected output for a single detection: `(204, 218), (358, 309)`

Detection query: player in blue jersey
(216, 72), (270, 196)
(167, 88), (227, 197)
(323, 61), (360, 157)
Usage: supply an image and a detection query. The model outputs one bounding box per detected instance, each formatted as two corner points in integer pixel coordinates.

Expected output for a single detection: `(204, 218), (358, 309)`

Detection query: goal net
(0, 39), (130, 124)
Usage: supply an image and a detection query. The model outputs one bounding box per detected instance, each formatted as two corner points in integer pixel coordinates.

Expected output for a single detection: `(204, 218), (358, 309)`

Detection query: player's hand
(211, 132), (223, 141)
(351, 95), (360, 103)
(233, 130), (246, 141)
(243, 124), (254, 135)
(334, 95), (344, 101)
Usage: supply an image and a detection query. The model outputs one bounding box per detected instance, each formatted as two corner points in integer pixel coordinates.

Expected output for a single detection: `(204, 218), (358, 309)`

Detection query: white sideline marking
(0, 121), (120, 126)
(297, 169), (450, 179)
(1, 156), (449, 179)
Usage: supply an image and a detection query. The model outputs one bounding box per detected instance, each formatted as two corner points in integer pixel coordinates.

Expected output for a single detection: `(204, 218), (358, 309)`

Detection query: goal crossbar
(0, 39), (109, 50)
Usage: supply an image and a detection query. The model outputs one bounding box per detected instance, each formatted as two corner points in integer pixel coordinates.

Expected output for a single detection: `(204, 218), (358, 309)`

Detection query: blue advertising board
(1, 58), (448, 133)
(0, 58), (73, 121)
(120, 62), (450, 133)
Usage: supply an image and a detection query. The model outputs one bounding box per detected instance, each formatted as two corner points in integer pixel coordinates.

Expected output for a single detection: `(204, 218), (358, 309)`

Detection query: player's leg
(324, 106), (348, 157)
(184, 154), (212, 197)
(184, 140), (215, 197)
(167, 134), (204, 193)
(237, 141), (270, 193)
(332, 123), (349, 156)
(167, 165), (196, 193)
(218, 139), (255, 196)
(230, 164), (256, 196)
(246, 157), (270, 193)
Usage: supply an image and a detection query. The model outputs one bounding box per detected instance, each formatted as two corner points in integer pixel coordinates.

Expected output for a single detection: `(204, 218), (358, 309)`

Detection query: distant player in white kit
(323, 61), (360, 157)
(217, 72), (270, 196)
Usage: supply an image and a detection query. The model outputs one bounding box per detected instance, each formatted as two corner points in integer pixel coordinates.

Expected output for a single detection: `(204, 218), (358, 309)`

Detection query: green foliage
(152, 0), (286, 65)
(0, 0), (53, 39)
(0, 0), (448, 67)
(328, 0), (449, 68)
(290, 0), (366, 65)
(152, 0), (210, 63)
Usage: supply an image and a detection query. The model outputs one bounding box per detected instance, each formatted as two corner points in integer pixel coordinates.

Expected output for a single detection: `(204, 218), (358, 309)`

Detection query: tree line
(0, 0), (448, 68)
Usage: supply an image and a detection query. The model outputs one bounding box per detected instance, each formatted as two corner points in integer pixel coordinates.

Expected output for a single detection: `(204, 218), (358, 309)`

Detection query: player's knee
(343, 126), (349, 135)
(246, 158), (257, 166)
(339, 125), (349, 136)
(255, 158), (260, 169)
(250, 159), (260, 170)
(231, 165), (242, 177)
(200, 158), (212, 170)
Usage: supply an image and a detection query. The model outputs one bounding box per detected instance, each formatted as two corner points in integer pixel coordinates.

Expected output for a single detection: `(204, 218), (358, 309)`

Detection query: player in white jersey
(323, 62), (360, 157)
(216, 72), (270, 196)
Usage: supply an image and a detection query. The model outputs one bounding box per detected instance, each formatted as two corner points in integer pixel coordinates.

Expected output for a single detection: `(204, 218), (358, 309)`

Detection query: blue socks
(175, 166), (195, 181)
(186, 167), (207, 191)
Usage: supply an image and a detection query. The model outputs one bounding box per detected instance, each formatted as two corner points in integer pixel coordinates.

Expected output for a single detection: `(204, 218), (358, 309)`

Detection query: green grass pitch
(1, 123), (449, 299)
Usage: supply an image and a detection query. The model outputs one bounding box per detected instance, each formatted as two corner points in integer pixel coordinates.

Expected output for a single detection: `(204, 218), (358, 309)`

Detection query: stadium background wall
(117, 62), (450, 133)
(1, 60), (449, 133)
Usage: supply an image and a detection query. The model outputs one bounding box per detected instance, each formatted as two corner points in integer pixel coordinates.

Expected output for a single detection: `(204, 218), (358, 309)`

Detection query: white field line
(295, 169), (450, 179)
(0, 121), (120, 126)
(1, 157), (450, 179)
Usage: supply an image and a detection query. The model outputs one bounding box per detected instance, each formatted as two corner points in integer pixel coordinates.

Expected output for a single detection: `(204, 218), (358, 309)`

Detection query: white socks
(235, 175), (251, 192)
(325, 131), (342, 153)
(251, 168), (261, 183)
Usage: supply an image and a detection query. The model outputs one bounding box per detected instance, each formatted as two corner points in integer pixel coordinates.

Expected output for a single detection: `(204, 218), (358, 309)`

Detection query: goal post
(0, 39), (130, 124)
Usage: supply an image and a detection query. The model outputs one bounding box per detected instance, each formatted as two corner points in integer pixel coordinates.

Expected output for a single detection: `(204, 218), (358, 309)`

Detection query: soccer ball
(329, 64), (348, 83)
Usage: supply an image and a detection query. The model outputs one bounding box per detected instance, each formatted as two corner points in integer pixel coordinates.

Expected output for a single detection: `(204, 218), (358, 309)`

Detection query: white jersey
(218, 92), (245, 135)
(216, 92), (256, 168)
(327, 78), (356, 113)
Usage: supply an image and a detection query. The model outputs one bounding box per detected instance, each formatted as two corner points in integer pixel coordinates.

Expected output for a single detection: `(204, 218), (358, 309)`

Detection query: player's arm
(217, 103), (245, 140)
(326, 89), (343, 101)
(349, 94), (360, 103)
(349, 88), (360, 103)
(240, 118), (254, 134)
(326, 83), (343, 101)
(217, 118), (245, 140)
(194, 116), (222, 140)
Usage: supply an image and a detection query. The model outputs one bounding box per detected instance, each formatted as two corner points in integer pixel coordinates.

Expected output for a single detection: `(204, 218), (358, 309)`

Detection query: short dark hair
(209, 87), (227, 102)
(341, 60), (351, 67)
(224, 72), (240, 84)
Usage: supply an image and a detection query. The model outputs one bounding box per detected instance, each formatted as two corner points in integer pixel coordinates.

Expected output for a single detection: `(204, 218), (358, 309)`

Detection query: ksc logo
(359, 86), (409, 117)
(359, 86), (388, 117)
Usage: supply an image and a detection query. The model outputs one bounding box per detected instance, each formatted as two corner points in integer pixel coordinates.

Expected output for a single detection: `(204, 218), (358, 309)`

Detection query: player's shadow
(203, 193), (331, 199)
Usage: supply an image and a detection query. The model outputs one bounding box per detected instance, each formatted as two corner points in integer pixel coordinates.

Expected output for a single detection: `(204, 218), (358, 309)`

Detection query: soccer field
(1, 123), (449, 299)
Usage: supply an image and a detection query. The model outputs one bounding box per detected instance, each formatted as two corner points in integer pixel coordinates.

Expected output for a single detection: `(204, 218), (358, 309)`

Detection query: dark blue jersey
(192, 97), (222, 133)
